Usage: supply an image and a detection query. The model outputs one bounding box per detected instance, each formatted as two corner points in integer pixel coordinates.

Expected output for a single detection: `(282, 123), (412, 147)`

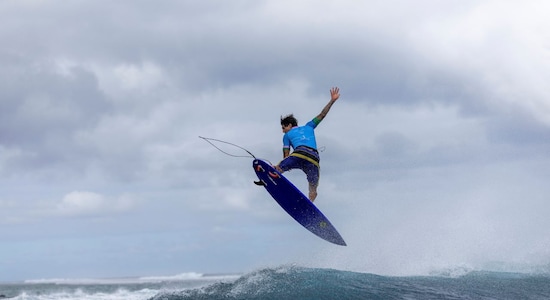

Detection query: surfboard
(253, 159), (346, 246)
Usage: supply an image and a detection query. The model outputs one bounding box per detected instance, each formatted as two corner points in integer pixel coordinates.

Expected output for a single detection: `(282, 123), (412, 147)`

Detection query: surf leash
(199, 136), (257, 159)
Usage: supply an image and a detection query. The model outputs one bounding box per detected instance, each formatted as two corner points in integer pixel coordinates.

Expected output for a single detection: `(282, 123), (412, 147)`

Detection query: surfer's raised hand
(316, 87), (340, 121)
(330, 87), (340, 102)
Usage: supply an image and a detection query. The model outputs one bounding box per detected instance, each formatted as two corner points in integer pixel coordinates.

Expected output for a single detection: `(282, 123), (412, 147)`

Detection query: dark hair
(280, 114), (298, 127)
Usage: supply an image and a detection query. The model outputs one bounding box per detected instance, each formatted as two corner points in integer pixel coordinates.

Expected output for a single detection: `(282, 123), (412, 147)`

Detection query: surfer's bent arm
(315, 87), (340, 122)
(282, 135), (292, 158)
(283, 148), (290, 158)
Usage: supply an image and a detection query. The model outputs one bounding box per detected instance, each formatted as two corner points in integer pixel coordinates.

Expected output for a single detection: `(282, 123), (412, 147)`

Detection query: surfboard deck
(253, 159), (346, 246)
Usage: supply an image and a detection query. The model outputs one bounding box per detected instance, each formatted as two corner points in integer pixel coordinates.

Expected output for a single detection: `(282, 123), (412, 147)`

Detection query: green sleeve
(312, 117), (322, 126)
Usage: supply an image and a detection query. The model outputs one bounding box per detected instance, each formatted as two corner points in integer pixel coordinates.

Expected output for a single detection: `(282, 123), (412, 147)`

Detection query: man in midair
(275, 87), (340, 202)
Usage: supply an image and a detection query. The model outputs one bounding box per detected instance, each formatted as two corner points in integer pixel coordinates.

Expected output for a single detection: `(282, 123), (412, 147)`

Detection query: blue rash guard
(279, 117), (322, 187)
(282, 117), (321, 151)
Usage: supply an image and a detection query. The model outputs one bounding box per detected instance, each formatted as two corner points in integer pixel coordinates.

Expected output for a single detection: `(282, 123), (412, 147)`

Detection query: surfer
(274, 87), (340, 202)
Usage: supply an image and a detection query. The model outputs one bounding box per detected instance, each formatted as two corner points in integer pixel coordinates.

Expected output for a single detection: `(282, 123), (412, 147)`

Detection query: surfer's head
(281, 114), (298, 133)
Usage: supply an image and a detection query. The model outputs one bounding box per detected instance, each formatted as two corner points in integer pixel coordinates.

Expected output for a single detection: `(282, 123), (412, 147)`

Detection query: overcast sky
(2, 0), (550, 282)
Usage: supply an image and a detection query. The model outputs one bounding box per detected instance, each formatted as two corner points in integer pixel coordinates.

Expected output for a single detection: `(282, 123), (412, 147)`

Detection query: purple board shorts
(278, 146), (320, 186)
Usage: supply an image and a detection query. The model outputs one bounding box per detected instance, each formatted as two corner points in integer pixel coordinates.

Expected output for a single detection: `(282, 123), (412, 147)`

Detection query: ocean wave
(151, 265), (550, 300)
(11, 266), (550, 300)
(151, 265), (397, 300)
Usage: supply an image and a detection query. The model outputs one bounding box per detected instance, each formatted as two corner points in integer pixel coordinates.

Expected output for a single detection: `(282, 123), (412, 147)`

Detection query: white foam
(10, 288), (158, 300)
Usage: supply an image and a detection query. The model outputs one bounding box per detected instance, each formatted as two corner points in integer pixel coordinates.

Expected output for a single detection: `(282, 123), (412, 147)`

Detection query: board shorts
(278, 146), (320, 187)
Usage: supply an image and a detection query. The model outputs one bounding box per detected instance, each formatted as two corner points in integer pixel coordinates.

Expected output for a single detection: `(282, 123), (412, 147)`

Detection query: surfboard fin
(254, 180), (265, 186)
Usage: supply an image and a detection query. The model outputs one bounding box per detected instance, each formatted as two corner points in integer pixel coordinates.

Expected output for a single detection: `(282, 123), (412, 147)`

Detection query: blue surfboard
(253, 159), (346, 246)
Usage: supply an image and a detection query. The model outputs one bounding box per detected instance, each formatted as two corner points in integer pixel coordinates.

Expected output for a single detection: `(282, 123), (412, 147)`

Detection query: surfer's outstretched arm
(315, 87), (340, 121)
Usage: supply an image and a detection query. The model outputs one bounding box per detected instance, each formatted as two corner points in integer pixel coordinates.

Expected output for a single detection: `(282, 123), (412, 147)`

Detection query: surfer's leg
(304, 162), (320, 202)
(276, 156), (300, 173)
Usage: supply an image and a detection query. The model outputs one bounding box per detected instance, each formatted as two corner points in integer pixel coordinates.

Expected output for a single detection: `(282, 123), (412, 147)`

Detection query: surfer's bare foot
(309, 191), (317, 202)
(308, 184), (318, 202)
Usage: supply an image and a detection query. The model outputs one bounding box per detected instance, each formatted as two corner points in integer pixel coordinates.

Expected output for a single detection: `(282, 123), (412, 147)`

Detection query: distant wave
(24, 277), (116, 285)
(139, 272), (204, 282)
(140, 272), (241, 282)
(24, 272), (239, 285)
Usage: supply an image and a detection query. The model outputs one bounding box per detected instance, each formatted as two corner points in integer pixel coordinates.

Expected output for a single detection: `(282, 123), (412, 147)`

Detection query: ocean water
(2, 265), (550, 300)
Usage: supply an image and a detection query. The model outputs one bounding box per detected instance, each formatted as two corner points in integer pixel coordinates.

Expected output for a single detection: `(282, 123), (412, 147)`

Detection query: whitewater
(2, 265), (550, 300)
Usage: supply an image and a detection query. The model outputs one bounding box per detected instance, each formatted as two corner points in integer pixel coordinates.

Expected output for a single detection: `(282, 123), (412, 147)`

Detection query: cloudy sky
(2, 0), (550, 281)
